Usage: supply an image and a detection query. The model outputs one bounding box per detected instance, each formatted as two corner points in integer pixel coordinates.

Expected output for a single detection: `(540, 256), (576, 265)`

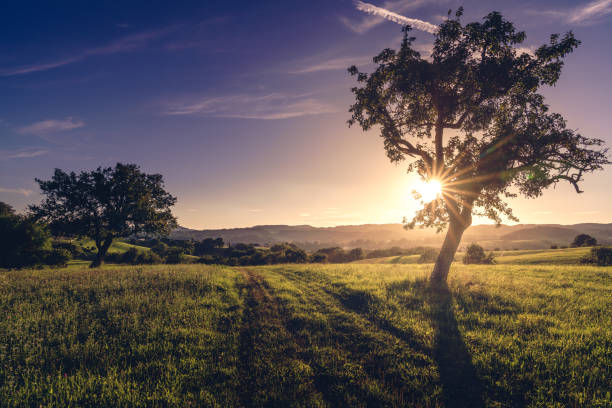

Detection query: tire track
(237, 268), (327, 407)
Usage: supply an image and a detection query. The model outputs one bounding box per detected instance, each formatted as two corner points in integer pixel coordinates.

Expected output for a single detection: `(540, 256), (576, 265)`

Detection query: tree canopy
(348, 9), (609, 284)
(0, 202), (62, 269)
(30, 163), (177, 267)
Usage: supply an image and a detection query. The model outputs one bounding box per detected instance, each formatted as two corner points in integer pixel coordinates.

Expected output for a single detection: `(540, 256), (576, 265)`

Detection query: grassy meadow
(1, 258), (611, 407)
(355, 246), (593, 265)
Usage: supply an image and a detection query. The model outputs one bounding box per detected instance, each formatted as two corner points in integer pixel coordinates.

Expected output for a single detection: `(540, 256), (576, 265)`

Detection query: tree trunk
(90, 237), (113, 268)
(430, 218), (470, 286)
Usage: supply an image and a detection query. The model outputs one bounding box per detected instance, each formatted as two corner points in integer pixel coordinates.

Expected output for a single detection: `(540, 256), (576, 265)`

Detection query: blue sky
(1, 0), (611, 228)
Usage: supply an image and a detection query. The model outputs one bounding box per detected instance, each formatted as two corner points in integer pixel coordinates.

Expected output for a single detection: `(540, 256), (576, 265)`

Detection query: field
(1, 260), (611, 407)
(356, 247), (593, 265)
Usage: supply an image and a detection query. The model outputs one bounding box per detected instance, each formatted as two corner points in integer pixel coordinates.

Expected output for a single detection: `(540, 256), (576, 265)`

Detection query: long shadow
(426, 283), (485, 408)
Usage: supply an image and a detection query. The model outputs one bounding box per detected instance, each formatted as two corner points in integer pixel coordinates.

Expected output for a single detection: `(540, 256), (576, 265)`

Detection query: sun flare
(414, 179), (443, 203)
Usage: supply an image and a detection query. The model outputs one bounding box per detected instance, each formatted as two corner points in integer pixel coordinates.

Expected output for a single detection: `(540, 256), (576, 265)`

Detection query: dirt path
(237, 269), (326, 407)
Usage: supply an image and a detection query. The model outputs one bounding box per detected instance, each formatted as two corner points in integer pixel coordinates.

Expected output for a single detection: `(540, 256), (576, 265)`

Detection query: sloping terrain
(357, 247), (594, 265)
(171, 223), (612, 249)
(1, 263), (610, 407)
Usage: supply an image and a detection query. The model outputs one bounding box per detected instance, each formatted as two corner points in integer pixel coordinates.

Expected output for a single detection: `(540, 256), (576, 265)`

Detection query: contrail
(355, 1), (438, 34)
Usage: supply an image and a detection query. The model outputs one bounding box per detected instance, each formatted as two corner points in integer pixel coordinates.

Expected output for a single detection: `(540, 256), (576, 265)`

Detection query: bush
(0, 205), (52, 269)
(105, 248), (162, 265)
(52, 240), (84, 258)
(310, 253), (328, 263)
(581, 247), (612, 266)
(42, 248), (71, 267)
(197, 255), (219, 264)
(347, 248), (364, 262)
(463, 243), (495, 264)
(417, 248), (439, 264)
(151, 241), (169, 257)
(550, 245), (558, 249)
(165, 247), (185, 264)
(571, 234), (597, 247)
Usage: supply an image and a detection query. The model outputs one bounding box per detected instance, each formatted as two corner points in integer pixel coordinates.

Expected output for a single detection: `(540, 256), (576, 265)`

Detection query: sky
(1, 0), (611, 229)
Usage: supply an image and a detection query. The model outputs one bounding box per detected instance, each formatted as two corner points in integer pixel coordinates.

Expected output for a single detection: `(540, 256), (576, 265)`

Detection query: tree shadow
(426, 283), (485, 408)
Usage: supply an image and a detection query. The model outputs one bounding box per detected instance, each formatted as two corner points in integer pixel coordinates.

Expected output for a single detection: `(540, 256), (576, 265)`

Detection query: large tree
(348, 9), (609, 285)
(30, 163), (177, 267)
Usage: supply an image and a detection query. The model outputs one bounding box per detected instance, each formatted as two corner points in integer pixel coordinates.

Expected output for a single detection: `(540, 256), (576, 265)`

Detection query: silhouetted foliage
(30, 163), (177, 267)
(164, 247), (185, 264)
(310, 253), (328, 263)
(348, 9), (609, 284)
(52, 240), (85, 258)
(0, 202), (69, 268)
(0, 202), (15, 217)
(463, 243), (495, 264)
(581, 246), (612, 266)
(194, 237), (224, 255)
(417, 248), (440, 264)
(571, 234), (597, 247)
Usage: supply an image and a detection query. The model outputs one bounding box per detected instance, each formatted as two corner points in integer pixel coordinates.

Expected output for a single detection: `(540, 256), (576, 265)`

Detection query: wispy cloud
(528, 0), (612, 25)
(289, 56), (372, 74)
(0, 27), (175, 76)
(355, 1), (438, 33)
(342, 0), (438, 34)
(0, 187), (34, 196)
(0, 148), (49, 159)
(17, 117), (85, 136)
(164, 93), (336, 120)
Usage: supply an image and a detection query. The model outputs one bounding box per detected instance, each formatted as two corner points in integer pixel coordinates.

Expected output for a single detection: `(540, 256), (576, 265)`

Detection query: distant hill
(501, 226), (580, 243)
(171, 222), (612, 250)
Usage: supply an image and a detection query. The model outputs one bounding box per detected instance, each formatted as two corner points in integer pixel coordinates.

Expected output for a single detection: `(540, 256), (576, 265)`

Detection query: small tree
(348, 9), (609, 285)
(0, 202), (53, 268)
(463, 243), (495, 264)
(571, 233), (597, 247)
(582, 247), (612, 266)
(30, 163), (177, 267)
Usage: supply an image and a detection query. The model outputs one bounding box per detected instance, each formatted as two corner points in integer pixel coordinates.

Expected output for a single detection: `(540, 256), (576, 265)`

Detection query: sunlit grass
(1, 263), (610, 406)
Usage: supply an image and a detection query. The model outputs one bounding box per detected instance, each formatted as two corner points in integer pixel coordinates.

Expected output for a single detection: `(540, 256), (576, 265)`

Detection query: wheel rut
(237, 269), (326, 407)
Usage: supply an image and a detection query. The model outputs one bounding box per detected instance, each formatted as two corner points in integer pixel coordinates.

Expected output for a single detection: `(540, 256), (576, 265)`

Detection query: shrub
(136, 252), (162, 264)
(581, 247), (612, 266)
(42, 248), (71, 267)
(571, 234), (597, 247)
(151, 241), (169, 257)
(52, 240), (84, 258)
(550, 245), (558, 249)
(417, 248), (439, 264)
(347, 248), (364, 262)
(0, 204), (52, 269)
(311, 253), (328, 263)
(197, 255), (219, 264)
(463, 243), (495, 264)
(165, 247), (185, 264)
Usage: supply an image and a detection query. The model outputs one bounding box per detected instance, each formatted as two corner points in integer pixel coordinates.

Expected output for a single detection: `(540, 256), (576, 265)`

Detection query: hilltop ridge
(171, 222), (612, 250)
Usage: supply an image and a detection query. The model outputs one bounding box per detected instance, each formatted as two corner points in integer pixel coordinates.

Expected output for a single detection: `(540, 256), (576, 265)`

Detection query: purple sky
(1, 0), (611, 228)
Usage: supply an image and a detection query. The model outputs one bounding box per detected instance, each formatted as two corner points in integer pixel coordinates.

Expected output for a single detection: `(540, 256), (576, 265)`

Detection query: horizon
(177, 220), (612, 231)
(1, 0), (611, 229)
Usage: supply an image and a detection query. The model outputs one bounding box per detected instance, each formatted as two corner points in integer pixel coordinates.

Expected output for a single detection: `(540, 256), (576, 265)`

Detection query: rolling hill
(171, 222), (612, 249)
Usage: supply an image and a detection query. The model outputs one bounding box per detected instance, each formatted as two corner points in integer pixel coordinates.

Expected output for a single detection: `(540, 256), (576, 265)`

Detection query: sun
(414, 179), (443, 202)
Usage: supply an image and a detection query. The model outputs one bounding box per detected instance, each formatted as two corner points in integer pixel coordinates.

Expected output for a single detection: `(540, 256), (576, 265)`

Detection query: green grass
(1, 263), (610, 407)
(359, 246), (593, 265)
(493, 247), (591, 264)
(354, 254), (421, 264)
(75, 238), (152, 255)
